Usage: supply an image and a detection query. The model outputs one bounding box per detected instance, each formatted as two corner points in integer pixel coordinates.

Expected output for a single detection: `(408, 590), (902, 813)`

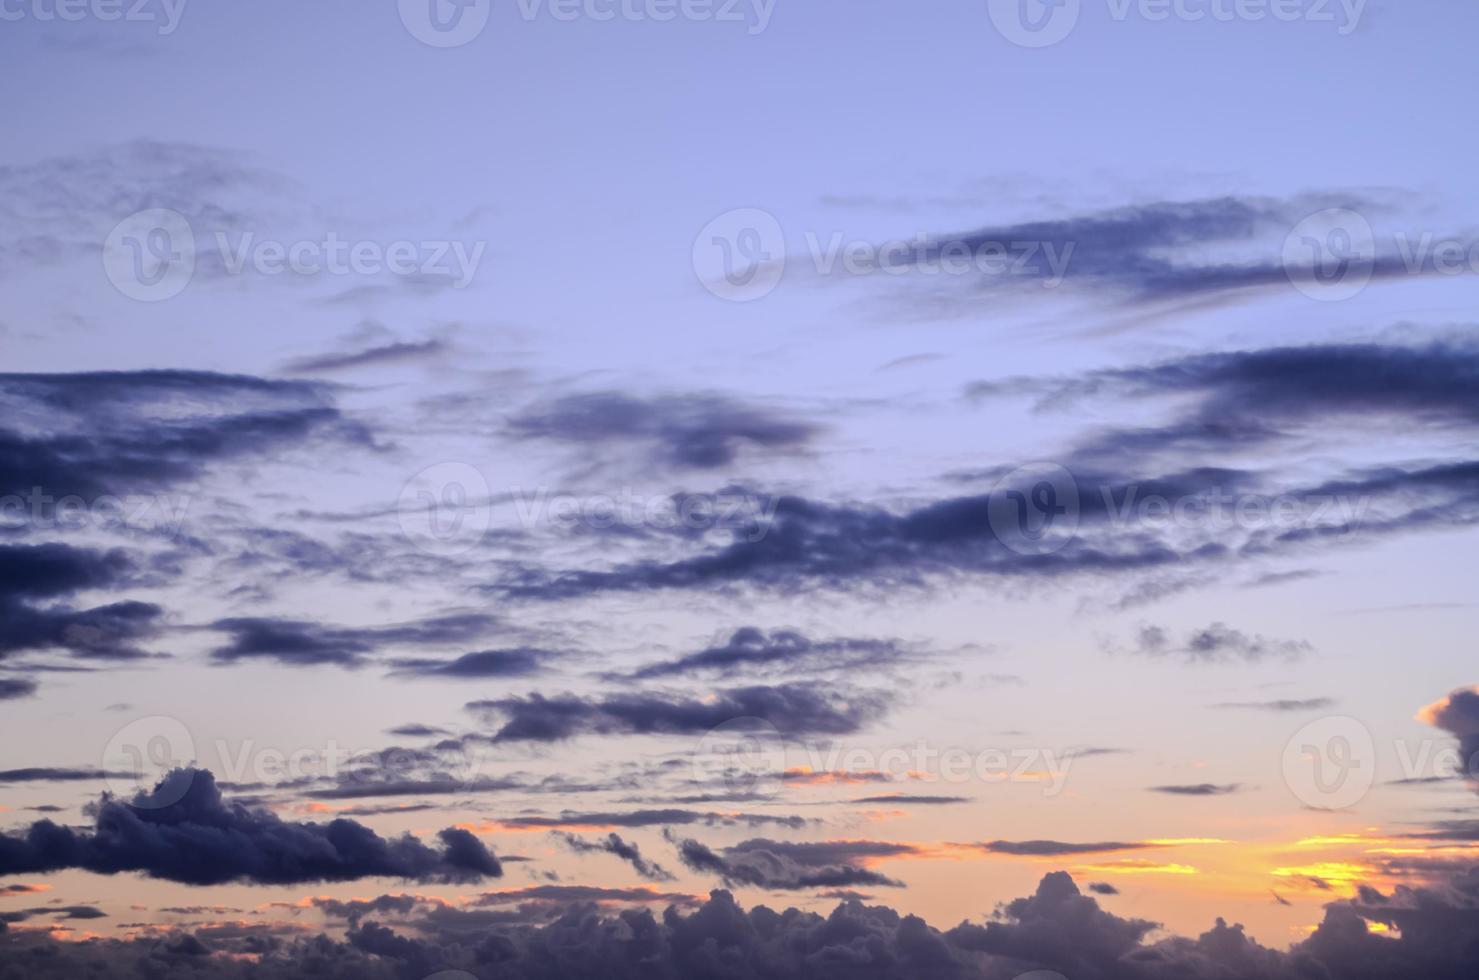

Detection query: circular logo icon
(1282, 715), (1376, 810)
(102, 715), (197, 809)
(399, 0), (491, 48)
(692, 717), (786, 801)
(397, 461), (493, 556)
(1281, 208), (1376, 301)
(987, 462), (1080, 555)
(693, 208), (785, 302)
(986, 0), (1081, 48)
(102, 208), (196, 302)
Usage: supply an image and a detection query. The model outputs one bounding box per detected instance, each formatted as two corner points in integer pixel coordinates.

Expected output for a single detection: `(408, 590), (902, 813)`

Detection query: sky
(2, 1), (1479, 978)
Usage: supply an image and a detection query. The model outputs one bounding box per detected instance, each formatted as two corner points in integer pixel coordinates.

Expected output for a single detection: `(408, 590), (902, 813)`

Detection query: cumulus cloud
(0, 768), (502, 885)
(1418, 685), (1479, 782)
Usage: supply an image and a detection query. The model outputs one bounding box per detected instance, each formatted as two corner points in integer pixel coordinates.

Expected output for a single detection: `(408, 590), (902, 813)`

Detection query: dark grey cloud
(613, 627), (912, 681)
(389, 647), (552, 680)
(971, 338), (1479, 463)
(1420, 686), (1479, 782)
(881, 195), (1471, 317)
(853, 794), (971, 805)
(1148, 783), (1244, 796)
(0, 677), (36, 700)
(489, 435), (1479, 603)
(507, 390), (820, 472)
(0, 768), (502, 886)
(0, 544), (165, 666)
(0, 370), (372, 502)
(676, 837), (915, 890)
(553, 831), (675, 881)
(1087, 882), (1120, 895)
(281, 338), (448, 375)
(4, 869), (1479, 980)
(208, 612), (499, 668)
(467, 683), (889, 742)
(0, 767), (132, 784)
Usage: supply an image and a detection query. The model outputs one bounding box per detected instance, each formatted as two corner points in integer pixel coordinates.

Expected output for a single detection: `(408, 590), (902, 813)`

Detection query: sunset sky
(2, 2), (1478, 978)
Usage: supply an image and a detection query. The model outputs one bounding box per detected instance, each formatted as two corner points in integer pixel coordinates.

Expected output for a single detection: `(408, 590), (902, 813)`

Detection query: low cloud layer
(0, 769), (502, 886)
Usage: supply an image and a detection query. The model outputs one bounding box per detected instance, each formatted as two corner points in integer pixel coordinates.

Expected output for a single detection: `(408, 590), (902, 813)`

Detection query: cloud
(675, 837), (916, 890)
(0, 767), (132, 784)
(506, 390), (820, 472)
(0, 370), (372, 502)
(467, 683), (889, 742)
(388, 648), (552, 680)
(0, 678), (36, 700)
(1210, 697), (1336, 711)
(281, 338), (448, 375)
(5, 869), (1479, 979)
(489, 809), (807, 831)
(1418, 686), (1479, 782)
(975, 339), (1479, 455)
(0, 768), (502, 886)
(853, 795), (971, 805)
(972, 840), (1153, 856)
(1147, 783), (1245, 796)
(208, 612), (499, 668)
(553, 832), (675, 881)
(0, 544), (166, 666)
(613, 627), (913, 681)
(1127, 622), (1313, 665)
